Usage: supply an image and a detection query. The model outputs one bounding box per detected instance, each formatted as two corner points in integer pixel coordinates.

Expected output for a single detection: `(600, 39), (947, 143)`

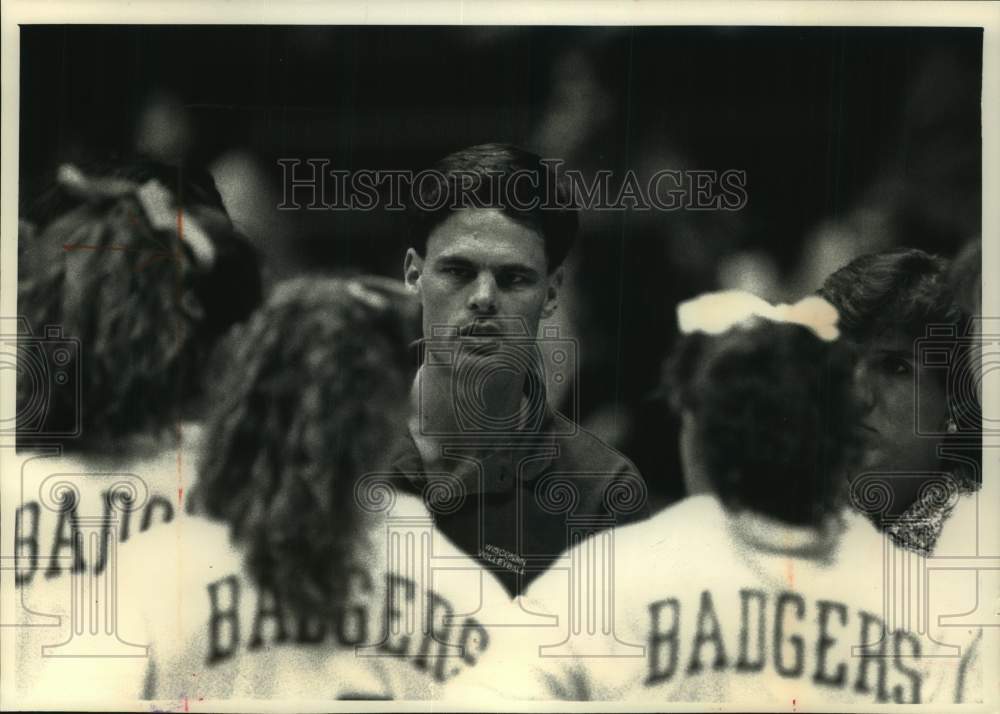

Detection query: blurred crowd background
(18, 26), (983, 509)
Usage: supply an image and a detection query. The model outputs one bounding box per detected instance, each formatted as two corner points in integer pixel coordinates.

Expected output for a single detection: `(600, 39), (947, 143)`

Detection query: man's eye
(442, 266), (472, 279)
(499, 272), (530, 288)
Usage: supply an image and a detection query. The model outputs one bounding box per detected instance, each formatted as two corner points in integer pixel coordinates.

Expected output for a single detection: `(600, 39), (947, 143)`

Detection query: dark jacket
(390, 407), (650, 597)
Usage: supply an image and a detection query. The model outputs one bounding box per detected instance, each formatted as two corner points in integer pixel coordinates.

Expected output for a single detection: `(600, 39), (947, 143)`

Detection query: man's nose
(468, 273), (498, 314)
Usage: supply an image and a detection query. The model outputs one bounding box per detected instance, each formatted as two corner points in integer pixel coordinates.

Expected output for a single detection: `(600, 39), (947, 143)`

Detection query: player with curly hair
(481, 291), (980, 705)
(4, 158), (263, 706)
(16, 159), (261, 447)
(5, 159), (263, 591)
(61, 276), (518, 706)
(189, 276), (420, 618)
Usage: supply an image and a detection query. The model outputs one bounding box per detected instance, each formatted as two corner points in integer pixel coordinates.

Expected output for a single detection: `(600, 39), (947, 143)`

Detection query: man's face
(404, 209), (561, 348)
(851, 332), (949, 509)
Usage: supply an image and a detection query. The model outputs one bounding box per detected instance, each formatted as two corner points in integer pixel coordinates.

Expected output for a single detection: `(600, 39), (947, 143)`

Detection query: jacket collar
(390, 386), (562, 495)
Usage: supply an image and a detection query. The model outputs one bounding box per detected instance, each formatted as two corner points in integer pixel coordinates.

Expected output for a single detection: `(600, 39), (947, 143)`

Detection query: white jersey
(928, 488), (997, 705)
(497, 494), (982, 706)
(1, 424), (204, 587)
(0, 429), (203, 709)
(3, 486), (519, 707)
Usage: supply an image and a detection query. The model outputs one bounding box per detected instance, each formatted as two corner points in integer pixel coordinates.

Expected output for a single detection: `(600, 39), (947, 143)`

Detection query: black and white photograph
(0, 1), (997, 711)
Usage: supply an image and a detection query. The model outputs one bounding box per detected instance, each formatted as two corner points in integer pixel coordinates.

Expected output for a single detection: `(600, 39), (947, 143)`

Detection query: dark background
(19, 26), (983, 508)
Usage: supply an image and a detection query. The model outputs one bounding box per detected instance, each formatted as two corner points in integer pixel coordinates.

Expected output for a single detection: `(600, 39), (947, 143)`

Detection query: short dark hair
(407, 143), (578, 272)
(818, 248), (964, 343)
(16, 159), (262, 450)
(190, 276), (418, 619)
(666, 320), (861, 526)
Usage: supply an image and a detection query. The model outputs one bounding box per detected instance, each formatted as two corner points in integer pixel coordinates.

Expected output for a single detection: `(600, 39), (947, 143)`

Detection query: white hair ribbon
(57, 163), (136, 199)
(135, 178), (216, 269)
(57, 163), (217, 269)
(677, 290), (840, 342)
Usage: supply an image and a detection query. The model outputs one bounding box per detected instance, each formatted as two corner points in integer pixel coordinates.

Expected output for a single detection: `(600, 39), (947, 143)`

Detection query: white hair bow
(57, 163), (216, 269)
(677, 290), (840, 342)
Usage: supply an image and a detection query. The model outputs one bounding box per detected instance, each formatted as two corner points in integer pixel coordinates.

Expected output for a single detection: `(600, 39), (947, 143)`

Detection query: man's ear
(541, 265), (564, 319)
(403, 248), (424, 295)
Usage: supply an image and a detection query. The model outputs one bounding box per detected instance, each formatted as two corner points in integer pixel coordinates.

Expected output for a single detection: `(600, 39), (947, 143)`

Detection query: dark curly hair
(16, 160), (262, 450)
(407, 143), (578, 272)
(818, 248), (965, 344)
(189, 276), (419, 618)
(667, 320), (862, 526)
